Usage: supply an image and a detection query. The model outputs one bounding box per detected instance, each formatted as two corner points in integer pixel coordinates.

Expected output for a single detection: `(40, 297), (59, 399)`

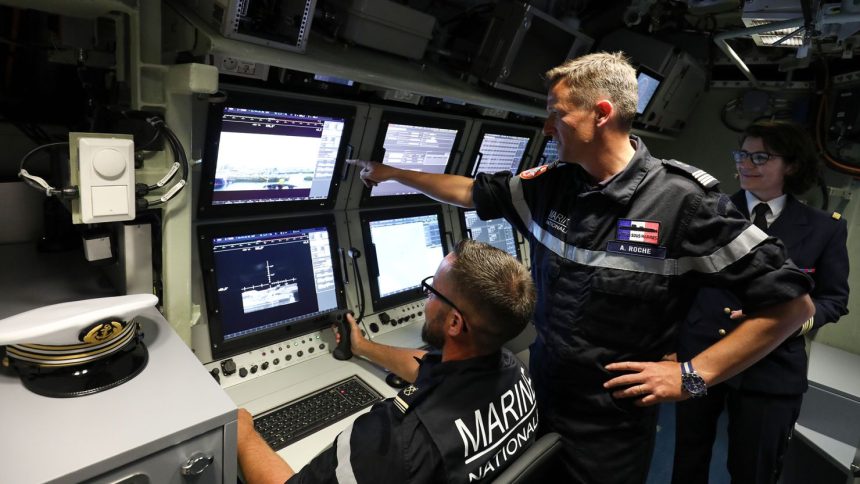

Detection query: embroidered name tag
(607, 241), (667, 259)
(616, 219), (660, 245)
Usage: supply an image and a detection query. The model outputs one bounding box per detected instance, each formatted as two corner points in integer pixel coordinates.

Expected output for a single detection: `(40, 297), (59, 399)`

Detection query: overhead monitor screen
(637, 71), (662, 114)
(212, 107), (345, 205)
(541, 139), (559, 165)
(463, 210), (518, 258)
(199, 218), (344, 358)
(363, 208), (447, 309)
(473, 133), (530, 176)
(370, 123), (459, 198)
(198, 94), (355, 218)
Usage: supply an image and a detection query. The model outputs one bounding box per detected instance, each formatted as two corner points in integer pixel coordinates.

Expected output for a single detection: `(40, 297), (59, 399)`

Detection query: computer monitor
(361, 206), (448, 310)
(460, 209), (520, 259)
(467, 126), (533, 177)
(637, 68), (663, 115)
(198, 91), (355, 218)
(362, 113), (464, 206)
(198, 216), (346, 358)
(539, 138), (559, 165)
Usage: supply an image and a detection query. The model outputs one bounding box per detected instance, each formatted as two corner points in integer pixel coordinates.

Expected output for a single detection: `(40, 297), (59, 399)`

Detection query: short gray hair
(544, 51), (638, 130)
(449, 239), (536, 349)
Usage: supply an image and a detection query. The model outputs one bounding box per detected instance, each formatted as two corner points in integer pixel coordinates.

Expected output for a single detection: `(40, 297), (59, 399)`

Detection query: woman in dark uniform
(672, 120), (850, 484)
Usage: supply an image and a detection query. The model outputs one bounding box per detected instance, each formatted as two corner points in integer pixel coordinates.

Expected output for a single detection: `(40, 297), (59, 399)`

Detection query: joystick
(331, 310), (355, 361)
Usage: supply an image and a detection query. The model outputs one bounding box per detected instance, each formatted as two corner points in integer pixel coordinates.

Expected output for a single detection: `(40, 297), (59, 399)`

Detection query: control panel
(205, 327), (357, 389)
(361, 301), (425, 338)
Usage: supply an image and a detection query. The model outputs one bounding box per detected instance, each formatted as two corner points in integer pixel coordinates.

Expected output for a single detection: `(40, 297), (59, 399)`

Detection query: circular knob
(250, 365), (258, 374)
(297, 350), (304, 357)
(239, 367), (248, 378)
(92, 148), (126, 179)
(273, 358), (280, 365)
(369, 323), (379, 333)
(286, 354), (292, 361)
(261, 362), (269, 370)
(319, 344), (326, 350)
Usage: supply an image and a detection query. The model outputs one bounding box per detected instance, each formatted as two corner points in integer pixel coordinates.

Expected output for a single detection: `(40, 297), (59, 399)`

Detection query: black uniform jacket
(472, 137), (813, 408)
(289, 349), (536, 484)
(678, 191), (850, 394)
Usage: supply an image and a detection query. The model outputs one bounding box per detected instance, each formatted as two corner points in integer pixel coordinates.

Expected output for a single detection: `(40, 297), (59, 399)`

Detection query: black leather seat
(492, 432), (562, 484)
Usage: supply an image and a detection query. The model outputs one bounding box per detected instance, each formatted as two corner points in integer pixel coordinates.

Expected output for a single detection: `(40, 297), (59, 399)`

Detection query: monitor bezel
(198, 215), (346, 359)
(360, 205), (449, 311)
(464, 124), (535, 177)
(458, 209), (522, 261)
(635, 66), (664, 117)
(360, 112), (465, 207)
(197, 91), (356, 219)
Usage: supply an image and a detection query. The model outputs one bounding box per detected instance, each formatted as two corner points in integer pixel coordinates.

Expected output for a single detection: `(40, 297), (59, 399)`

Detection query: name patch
(607, 241), (667, 259)
(616, 219), (660, 245)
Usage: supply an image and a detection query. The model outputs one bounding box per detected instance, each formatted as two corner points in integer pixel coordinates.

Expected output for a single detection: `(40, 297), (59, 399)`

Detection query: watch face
(682, 373), (707, 397)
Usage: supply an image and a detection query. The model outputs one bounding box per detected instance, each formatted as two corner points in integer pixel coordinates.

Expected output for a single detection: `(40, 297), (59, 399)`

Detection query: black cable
(349, 248), (366, 323)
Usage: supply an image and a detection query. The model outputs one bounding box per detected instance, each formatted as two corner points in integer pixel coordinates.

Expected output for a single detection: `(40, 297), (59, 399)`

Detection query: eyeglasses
(731, 150), (781, 166)
(420, 276), (469, 332)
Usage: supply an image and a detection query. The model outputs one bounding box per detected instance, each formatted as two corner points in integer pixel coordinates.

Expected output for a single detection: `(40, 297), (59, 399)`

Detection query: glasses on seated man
(421, 275), (468, 332)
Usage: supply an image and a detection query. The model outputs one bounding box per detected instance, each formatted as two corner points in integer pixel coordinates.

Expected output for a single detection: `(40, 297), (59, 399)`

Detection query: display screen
(199, 217), (344, 358)
(369, 123), (459, 198)
(463, 210), (518, 258)
(541, 139), (559, 165)
(211, 107), (345, 205)
(198, 94), (355, 218)
(473, 133), (530, 176)
(637, 71), (661, 114)
(362, 208), (448, 310)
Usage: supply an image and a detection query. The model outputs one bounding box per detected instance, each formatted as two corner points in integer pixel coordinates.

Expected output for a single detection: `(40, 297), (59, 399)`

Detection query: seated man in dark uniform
(237, 239), (538, 484)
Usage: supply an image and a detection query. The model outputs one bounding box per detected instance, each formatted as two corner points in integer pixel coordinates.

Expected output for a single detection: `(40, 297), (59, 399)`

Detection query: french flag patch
(617, 219), (660, 245)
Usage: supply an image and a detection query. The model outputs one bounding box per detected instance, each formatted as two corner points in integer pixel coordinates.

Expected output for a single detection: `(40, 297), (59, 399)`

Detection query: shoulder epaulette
(661, 159), (720, 188)
(832, 212), (842, 220)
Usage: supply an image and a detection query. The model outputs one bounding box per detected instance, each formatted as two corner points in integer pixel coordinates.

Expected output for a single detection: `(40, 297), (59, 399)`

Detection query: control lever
(331, 310), (355, 361)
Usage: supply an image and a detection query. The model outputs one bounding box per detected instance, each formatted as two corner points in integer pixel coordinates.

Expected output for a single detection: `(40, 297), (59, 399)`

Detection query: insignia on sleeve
(661, 159), (719, 188)
(832, 212), (842, 220)
(519, 164), (549, 180)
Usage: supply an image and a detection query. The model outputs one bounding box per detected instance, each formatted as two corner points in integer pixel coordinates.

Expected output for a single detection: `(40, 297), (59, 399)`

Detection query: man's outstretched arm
(348, 159), (475, 208)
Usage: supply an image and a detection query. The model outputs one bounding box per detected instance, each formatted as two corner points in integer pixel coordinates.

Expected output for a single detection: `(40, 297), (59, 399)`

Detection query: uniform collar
(586, 135), (654, 205)
(745, 191), (787, 225)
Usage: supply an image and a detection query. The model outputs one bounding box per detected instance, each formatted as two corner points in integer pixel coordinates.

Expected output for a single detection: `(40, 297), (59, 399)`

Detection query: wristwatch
(681, 361), (707, 398)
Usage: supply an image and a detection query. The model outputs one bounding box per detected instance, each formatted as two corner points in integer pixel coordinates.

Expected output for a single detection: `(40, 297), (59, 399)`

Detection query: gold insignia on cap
(80, 320), (125, 344)
(832, 212), (842, 220)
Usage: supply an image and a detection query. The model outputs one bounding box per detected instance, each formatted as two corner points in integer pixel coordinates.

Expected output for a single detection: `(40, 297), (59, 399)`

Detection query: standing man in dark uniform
(350, 52), (814, 483)
(237, 240), (539, 484)
(671, 120), (850, 484)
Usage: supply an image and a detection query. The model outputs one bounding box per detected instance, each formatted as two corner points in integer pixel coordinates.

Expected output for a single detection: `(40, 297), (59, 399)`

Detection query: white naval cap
(0, 294), (157, 398)
(0, 294), (157, 346)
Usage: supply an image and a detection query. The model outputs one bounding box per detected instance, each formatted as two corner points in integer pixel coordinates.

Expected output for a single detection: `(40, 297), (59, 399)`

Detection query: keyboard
(254, 375), (383, 451)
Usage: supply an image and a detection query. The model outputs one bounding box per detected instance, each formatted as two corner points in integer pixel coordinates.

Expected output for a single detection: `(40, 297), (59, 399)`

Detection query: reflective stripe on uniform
(335, 422), (358, 484)
(509, 173), (769, 275)
(529, 220), (768, 276)
(509, 176), (533, 229)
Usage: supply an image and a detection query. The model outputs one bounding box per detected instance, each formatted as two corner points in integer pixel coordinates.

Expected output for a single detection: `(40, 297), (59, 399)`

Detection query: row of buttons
(368, 310), (423, 333)
(210, 343), (327, 383)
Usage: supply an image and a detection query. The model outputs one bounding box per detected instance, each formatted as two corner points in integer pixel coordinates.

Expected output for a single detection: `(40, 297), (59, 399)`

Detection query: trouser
(672, 383), (803, 484)
(530, 344), (658, 484)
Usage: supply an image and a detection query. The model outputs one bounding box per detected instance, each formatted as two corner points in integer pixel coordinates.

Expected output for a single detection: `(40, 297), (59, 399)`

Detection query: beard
(421, 313), (445, 349)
